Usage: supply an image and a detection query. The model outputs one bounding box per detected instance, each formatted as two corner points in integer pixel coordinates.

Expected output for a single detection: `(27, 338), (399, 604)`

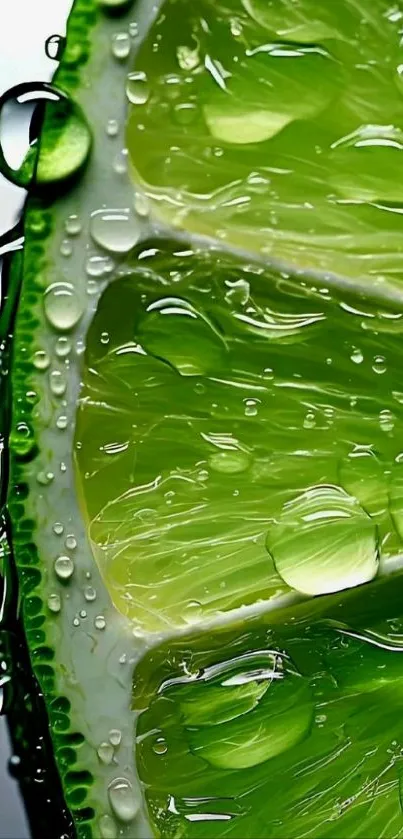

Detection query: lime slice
(6, 1), (403, 838)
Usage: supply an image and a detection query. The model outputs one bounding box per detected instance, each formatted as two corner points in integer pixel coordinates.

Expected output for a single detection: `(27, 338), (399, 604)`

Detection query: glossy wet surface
(76, 241), (403, 633)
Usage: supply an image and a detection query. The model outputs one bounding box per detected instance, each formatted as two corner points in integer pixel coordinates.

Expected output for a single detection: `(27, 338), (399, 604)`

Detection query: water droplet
(134, 191), (149, 217)
(80, 610), (87, 619)
(108, 777), (139, 823)
(53, 522), (64, 536)
(129, 21), (139, 38)
(267, 484), (378, 596)
(50, 369), (67, 397)
(106, 118), (119, 137)
(109, 729), (122, 747)
(113, 148), (128, 175)
(152, 738), (167, 755)
(47, 593), (61, 613)
(56, 415), (68, 431)
(138, 297), (225, 376)
(303, 411), (316, 429)
(73, 616), (80, 627)
(36, 470), (54, 486)
(126, 71), (149, 105)
(64, 214), (82, 236)
(87, 280), (98, 296)
(44, 282), (84, 331)
(0, 85), (91, 188)
(351, 348), (363, 364)
(244, 398), (259, 417)
(379, 409), (394, 432)
(84, 585), (97, 602)
(55, 337), (71, 358)
(11, 421), (35, 458)
(372, 355), (387, 375)
(33, 350), (50, 371)
(54, 555), (75, 581)
(60, 239), (73, 258)
(111, 32), (130, 60)
(65, 534), (77, 551)
(98, 742), (114, 765)
(90, 208), (139, 253)
(99, 813), (117, 839)
(95, 615), (106, 630)
(209, 451), (251, 474)
(86, 254), (115, 277)
(173, 102), (198, 125)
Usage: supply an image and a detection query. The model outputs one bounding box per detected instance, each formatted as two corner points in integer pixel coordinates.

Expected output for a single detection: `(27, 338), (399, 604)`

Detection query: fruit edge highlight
(7, 1), (403, 839)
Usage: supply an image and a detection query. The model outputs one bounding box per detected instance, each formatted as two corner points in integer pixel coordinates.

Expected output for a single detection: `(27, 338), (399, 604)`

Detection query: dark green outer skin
(8, 2), (98, 836)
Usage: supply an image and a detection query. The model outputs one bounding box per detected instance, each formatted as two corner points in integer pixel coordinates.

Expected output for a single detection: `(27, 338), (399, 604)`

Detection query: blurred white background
(0, 2), (72, 835)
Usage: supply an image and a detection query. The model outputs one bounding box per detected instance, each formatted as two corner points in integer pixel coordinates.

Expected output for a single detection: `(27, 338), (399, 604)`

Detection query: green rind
(8, 1), (98, 835)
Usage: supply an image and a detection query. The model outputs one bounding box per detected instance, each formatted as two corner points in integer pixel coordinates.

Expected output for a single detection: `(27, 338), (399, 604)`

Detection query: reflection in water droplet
(90, 208), (139, 253)
(0, 84), (91, 188)
(111, 32), (131, 60)
(126, 72), (149, 105)
(108, 777), (139, 823)
(44, 282), (84, 331)
(54, 555), (75, 581)
(267, 485), (378, 596)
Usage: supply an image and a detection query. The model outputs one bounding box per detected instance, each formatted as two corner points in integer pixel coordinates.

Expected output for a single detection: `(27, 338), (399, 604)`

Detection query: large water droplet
(54, 555), (75, 581)
(0, 83), (91, 189)
(267, 485), (378, 595)
(108, 777), (139, 823)
(44, 282), (84, 331)
(126, 72), (149, 105)
(90, 208), (139, 253)
(138, 297), (226, 376)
